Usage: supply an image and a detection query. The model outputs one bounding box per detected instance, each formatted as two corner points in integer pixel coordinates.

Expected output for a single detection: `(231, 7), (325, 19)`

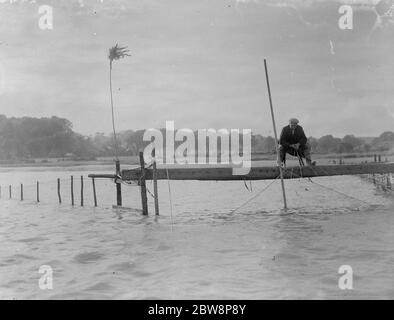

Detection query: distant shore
(1, 152), (393, 168)
(0, 156), (139, 168)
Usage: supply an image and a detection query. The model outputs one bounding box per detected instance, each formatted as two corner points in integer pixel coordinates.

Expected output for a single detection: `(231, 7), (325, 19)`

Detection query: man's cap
(289, 118), (299, 124)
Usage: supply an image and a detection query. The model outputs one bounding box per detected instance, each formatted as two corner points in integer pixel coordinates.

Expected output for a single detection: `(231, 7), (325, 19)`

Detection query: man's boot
(306, 157), (316, 166)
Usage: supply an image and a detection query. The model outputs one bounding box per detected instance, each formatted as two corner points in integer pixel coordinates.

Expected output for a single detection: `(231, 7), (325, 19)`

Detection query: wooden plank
(121, 163), (394, 181)
(88, 174), (117, 179)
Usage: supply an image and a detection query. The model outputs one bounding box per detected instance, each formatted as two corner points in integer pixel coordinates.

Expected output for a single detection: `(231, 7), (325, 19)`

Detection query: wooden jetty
(88, 157), (394, 215)
(87, 162), (394, 183)
(115, 162), (394, 181)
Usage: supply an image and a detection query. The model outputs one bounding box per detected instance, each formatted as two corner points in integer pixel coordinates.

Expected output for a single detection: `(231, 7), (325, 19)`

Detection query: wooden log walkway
(88, 162), (394, 181)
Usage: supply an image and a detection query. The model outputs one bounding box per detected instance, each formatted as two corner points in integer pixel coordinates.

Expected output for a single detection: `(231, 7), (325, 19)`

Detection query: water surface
(0, 165), (393, 299)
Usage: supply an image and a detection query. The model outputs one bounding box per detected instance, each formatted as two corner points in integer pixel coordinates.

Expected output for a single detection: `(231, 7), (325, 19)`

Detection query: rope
(292, 152), (371, 204)
(307, 177), (371, 205)
(284, 167), (372, 205)
(295, 151), (304, 178)
(230, 174), (281, 214)
(119, 179), (139, 187)
(362, 174), (394, 192)
(146, 186), (155, 199)
(243, 179), (252, 192)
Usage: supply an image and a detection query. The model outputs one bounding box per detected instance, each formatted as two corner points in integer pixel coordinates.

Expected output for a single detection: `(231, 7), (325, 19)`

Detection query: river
(0, 165), (393, 299)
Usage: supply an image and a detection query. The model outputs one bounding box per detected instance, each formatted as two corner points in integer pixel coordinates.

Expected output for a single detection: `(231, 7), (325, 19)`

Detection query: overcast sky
(1, 0), (394, 137)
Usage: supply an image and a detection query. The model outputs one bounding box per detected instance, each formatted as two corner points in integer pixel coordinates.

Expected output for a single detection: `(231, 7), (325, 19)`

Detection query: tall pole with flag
(108, 44), (130, 206)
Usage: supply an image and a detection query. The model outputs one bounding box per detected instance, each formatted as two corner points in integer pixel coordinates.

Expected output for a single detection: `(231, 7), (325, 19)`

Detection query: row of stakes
(0, 176), (97, 207)
(1, 152), (159, 216)
(335, 154), (388, 165)
(367, 173), (393, 190)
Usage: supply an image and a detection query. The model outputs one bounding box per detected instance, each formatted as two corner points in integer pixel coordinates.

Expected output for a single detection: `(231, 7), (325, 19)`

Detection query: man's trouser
(279, 142), (312, 165)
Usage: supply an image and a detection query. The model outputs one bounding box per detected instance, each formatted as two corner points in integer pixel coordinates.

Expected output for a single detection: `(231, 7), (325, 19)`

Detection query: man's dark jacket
(279, 125), (307, 148)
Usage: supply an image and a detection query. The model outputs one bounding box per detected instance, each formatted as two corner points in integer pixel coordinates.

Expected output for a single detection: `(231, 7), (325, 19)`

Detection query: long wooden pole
(20, 184), (23, 201)
(57, 178), (62, 204)
(109, 61), (119, 159)
(92, 178), (97, 207)
(36, 181), (39, 202)
(115, 160), (122, 206)
(152, 148), (159, 215)
(139, 151), (148, 216)
(71, 176), (74, 206)
(80, 175), (84, 207)
(264, 59), (287, 209)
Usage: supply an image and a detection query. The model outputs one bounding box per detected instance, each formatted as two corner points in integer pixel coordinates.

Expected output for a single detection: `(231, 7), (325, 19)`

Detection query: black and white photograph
(0, 0), (394, 303)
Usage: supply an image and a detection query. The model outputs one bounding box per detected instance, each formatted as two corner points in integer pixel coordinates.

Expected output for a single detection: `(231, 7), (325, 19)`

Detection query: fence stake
(139, 151), (148, 215)
(115, 160), (122, 206)
(152, 149), (159, 216)
(81, 176), (84, 207)
(57, 178), (62, 204)
(92, 178), (97, 207)
(71, 176), (74, 206)
(37, 181), (39, 202)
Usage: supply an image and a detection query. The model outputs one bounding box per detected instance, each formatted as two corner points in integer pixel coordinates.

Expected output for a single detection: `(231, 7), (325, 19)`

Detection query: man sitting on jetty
(279, 118), (316, 167)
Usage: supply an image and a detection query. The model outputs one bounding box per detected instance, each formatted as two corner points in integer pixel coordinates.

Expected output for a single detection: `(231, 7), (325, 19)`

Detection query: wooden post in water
(36, 181), (40, 202)
(264, 59), (287, 210)
(374, 154), (377, 162)
(92, 178), (97, 207)
(20, 184), (23, 201)
(115, 160), (122, 206)
(378, 154), (382, 163)
(152, 148), (159, 216)
(0, 186), (2, 199)
(71, 176), (74, 206)
(80, 176), (84, 206)
(139, 151), (148, 215)
(57, 178), (62, 204)
(9, 185), (11, 199)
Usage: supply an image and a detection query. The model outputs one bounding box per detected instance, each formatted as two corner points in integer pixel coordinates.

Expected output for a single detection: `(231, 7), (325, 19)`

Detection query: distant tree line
(0, 115), (96, 160)
(253, 132), (394, 154)
(0, 115), (393, 160)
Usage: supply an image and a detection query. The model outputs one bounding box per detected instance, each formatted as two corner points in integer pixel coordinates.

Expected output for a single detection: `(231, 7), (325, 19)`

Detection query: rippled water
(0, 165), (393, 299)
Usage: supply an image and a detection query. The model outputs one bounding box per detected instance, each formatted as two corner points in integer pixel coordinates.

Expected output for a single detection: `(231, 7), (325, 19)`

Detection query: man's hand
(291, 143), (300, 150)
